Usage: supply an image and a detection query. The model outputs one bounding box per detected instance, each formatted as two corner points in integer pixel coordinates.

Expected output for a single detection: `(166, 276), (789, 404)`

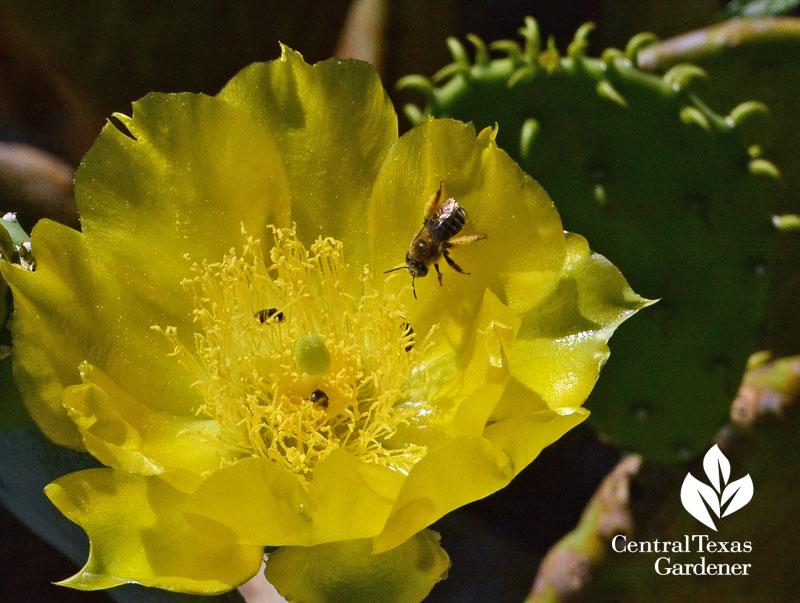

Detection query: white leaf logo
(703, 444), (730, 492)
(680, 445), (753, 530)
(721, 475), (754, 517)
(681, 474), (719, 530)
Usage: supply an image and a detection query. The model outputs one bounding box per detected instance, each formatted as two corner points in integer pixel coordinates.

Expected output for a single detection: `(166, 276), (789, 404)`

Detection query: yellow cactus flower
(1, 47), (650, 598)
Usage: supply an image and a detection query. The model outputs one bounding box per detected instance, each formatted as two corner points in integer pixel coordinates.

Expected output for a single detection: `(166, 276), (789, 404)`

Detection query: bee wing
(427, 222), (451, 248)
(428, 198), (466, 246)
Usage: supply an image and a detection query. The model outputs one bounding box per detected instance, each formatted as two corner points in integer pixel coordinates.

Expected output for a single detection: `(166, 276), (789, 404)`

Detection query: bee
(401, 321), (415, 352)
(384, 181), (486, 298)
(255, 307), (285, 323)
(309, 389), (329, 408)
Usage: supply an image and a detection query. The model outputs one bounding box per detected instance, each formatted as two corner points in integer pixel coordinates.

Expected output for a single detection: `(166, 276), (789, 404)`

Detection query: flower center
(164, 227), (426, 484)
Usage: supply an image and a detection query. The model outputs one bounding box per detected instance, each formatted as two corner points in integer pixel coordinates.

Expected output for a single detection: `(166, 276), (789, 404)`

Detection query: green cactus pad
(401, 17), (780, 462)
(638, 17), (800, 357)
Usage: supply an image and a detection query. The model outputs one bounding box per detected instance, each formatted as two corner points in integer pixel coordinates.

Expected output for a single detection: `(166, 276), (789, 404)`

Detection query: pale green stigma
(295, 334), (332, 375)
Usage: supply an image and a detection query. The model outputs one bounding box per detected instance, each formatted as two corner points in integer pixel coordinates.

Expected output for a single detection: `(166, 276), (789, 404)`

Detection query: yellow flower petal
(392, 288), (520, 450)
(502, 232), (655, 412)
(79, 92), (291, 280)
(265, 530), (450, 603)
(2, 221), (198, 447)
(218, 46), (398, 262)
(62, 363), (227, 492)
(368, 120), (565, 340)
(373, 410), (585, 553)
(45, 468), (264, 593)
(185, 450), (405, 547)
(449, 288), (520, 436)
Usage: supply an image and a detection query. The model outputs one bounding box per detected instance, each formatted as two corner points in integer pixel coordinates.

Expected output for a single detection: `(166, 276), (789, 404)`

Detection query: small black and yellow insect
(255, 307), (285, 323)
(309, 389), (329, 408)
(385, 181), (486, 298)
(401, 321), (415, 352)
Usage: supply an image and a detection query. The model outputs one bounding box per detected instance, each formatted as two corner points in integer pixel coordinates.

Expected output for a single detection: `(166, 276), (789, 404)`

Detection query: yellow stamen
(160, 227), (427, 485)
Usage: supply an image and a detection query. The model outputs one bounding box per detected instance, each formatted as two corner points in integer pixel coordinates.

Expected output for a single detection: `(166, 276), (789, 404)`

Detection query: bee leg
(422, 181), (445, 222)
(412, 276), (418, 300)
(444, 233), (487, 247)
(442, 249), (469, 275)
(434, 263), (444, 286)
